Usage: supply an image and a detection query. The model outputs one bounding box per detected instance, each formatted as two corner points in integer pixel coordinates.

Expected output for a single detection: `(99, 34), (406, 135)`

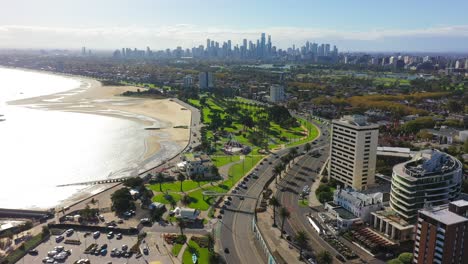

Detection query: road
(219, 121), (330, 264)
(276, 137), (384, 264)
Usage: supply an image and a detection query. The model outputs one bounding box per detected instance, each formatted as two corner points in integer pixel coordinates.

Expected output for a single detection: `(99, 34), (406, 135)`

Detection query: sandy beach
(9, 77), (191, 162)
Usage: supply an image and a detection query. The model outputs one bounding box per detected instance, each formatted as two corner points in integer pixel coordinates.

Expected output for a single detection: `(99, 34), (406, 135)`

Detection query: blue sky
(1, 0), (468, 52)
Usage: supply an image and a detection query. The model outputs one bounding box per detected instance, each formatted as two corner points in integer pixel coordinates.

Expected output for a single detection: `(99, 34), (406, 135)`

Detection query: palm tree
(295, 230), (309, 260)
(181, 194), (191, 205)
(289, 147), (298, 157)
(279, 207), (290, 238)
(273, 165), (283, 184)
(269, 197), (281, 227)
(156, 172), (164, 192)
(205, 233), (215, 252)
(304, 142), (311, 152)
(169, 199), (177, 210)
(316, 250), (333, 264)
(177, 173), (186, 192)
(176, 219), (186, 236)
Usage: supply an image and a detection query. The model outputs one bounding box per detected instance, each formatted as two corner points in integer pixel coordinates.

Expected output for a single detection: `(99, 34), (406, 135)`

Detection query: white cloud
(0, 24), (468, 51)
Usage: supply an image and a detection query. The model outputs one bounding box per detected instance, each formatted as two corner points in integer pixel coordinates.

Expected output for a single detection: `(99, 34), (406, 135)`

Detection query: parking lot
(20, 230), (152, 264)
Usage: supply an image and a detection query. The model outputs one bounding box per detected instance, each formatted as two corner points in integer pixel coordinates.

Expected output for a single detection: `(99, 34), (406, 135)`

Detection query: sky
(1, 0), (468, 52)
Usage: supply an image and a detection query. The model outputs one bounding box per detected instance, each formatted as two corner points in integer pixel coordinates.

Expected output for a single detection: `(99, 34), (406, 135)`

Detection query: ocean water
(0, 68), (151, 209)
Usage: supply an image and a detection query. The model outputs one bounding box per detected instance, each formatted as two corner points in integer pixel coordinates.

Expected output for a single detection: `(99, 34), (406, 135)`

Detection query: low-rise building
(181, 153), (217, 179)
(172, 207), (200, 221)
(332, 187), (384, 222)
(370, 209), (414, 242)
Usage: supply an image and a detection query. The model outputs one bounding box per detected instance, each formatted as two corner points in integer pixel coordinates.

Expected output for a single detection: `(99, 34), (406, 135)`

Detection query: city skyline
(1, 0), (468, 52)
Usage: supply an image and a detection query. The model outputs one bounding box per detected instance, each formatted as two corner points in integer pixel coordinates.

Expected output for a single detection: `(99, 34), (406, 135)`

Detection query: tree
(269, 197), (281, 227)
(279, 207), (290, 238)
(181, 194), (191, 205)
(123, 177), (144, 189)
(177, 173), (186, 192)
(397, 252), (413, 264)
(170, 199), (177, 210)
(289, 147), (298, 157)
(295, 230), (309, 260)
(304, 142), (311, 152)
(176, 219), (186, 236)
(111, 188), (135, 215)
(156, 172), (164, 192)
(316, 250), (333, 264)
(205, 233), (215, 253)
(41, 225), (50, 239)
(273, 165), (283, 183)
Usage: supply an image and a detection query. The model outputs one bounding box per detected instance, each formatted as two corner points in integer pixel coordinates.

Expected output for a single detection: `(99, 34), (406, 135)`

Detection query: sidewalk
(308, 157), (329, 207)
(256, 208), (300, 263)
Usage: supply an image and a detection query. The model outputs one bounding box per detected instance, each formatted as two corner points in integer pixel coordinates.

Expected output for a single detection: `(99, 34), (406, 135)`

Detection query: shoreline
(2, 67), (192, 210)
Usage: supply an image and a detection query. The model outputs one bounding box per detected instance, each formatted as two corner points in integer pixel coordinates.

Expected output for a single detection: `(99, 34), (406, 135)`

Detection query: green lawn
(287, 118), (320, 147)
(172, 243), (183, 256)
(152, 193), (182, 204)
(211, 155), (240, 168)
(147, 180), (213, 193)
(182, 239), (209, 264)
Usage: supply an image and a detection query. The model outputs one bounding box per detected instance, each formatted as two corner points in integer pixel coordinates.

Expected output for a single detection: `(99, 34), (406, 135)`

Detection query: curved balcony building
(390, 149), (463, 222)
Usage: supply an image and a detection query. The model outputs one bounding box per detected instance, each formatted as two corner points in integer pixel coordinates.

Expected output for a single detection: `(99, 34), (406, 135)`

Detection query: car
(122, 245), (128, 251)
(235, 186), (240, 190)
(116, 233), (122, 239)
(65, 229), (74, 236)
(239, 196), (244, 200)
(219, 209), (225, 214)
(101, 248), (108, 255)
(224, 200), (231, 205)
(143, 247), (149, 255)
(54, 246), (64, 252)
(93, 231), (100, 238)
(101, 244), (108, 249)
(227, 196), (232, 201)
(55, 235), (64, 242)
(47, 251), (58, 257)
(252, 175), (259, 179)
(28, 249), (38, 255)
(107, 233), (114, 239)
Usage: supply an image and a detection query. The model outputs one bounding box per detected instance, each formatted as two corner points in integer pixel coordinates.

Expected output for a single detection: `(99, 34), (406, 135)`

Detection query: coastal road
(276, 142), (384, 263)
(219, 121), (329, 264)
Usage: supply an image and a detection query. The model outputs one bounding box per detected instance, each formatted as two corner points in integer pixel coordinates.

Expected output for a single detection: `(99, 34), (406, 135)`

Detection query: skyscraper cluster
(112, 33), (339, 61)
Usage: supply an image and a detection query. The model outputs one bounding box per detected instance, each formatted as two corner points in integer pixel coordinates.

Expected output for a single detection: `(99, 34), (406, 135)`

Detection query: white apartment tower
(269, 84), (285, 102)
(328, 115), (379, 191)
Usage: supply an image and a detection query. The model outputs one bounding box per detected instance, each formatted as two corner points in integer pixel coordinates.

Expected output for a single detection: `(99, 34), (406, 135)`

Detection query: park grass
(147, 180), (212, 193)
(298, 199), (309, 207)
(152, 193), (182, 204)
(211, 155), (241, 168)
(287, 118), (320, 147)
(172, 243), (183, 256)
(183, 154), (263, 211)
(182, 239), (209, 264)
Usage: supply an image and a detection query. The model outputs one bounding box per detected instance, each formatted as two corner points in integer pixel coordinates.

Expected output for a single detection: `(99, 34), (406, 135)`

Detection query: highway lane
(220, 121), (329, 264)
(275, 146), (340, 260)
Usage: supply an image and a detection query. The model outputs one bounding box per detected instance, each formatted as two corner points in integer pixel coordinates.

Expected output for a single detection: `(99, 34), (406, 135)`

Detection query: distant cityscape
(72, 33), (468, 73)
(107, 33), (339, 62)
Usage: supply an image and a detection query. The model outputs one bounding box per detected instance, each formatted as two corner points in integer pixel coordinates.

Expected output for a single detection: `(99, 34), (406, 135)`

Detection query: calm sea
(0, 68), (152, 209)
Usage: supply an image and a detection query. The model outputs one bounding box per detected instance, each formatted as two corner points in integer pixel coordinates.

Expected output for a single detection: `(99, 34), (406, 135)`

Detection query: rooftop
(335, 207), (360, 220)
(450, 200), (468, 207)
(420, 205), (468, 225)
(396, 149), (461, 179)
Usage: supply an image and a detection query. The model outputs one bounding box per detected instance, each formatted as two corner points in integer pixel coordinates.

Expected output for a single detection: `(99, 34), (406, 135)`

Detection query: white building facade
(333, 187), (383, 222)
(269, 84), (285, 102)
(328, 115), (379, 190)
